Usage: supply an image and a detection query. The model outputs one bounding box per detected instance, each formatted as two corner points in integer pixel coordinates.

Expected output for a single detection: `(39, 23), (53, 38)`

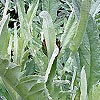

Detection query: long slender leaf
(45, 45), (59, 83)
(39, 11), (56, 60)
(59, 20), (78, 58)
(14, 22), (18, 63)
(0, 15), (9, 57)
(17, 0), (31, 42)
(71, 0), (92, 56)
(61, 11), (75, 43)
(7, 34), (13, 60)
(80, 66), (87, 100)
(27, 0), (39, 27)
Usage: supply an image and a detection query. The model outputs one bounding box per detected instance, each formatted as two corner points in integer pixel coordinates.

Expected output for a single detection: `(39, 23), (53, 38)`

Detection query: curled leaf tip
(39, 11), (49, 18)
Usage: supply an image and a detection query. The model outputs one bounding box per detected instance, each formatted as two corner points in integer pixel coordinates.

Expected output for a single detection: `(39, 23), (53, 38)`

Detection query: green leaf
(16, 75), (45, 100)
(79, 33), (90, 80)
(0, 15), (9, 57)
(70, 68), (76, 91)
(0, 58), (46, 100)
(90, 0), (100, 17)
(14, 22), (18, 63)
(16, 77), (41, 96)
(32, 36), (42, 51)
(0, 78), (12, 100)
(72, 0), (81, 21)
(32, 50), (48, 74)
(25, 59), (36, 75)
(17, 0), (31, 42)
(89, 83), (100, 100)
(95, 12), (100, 31)
(17, 0), (26, 20)
(27, 0), (39, 27)
(45, 45), (59, 83)
(26, 90), (47, 100)
(39, 11), (56, 60)
(61, 11), (75, 43)
(17, 31), (24, 64)
(4, 65), (22, 86)
(19, 75), (44, 82)
(71, 0), (92, 56)
(42, 0), (60, 21)
(8, 34), (13, 60)
(2, 79), (18, 100)
(80, 66), (87, 100)
(29, 82), (44, 94)
(20, 50), (29, 71)
(45, 45), (59, 99)
(86, 16), (100, 90)
(59, 92), (67, 100)
(0, 58), (9, 76)
(79, 16), (100, 98)
(59, 11), (77, 58)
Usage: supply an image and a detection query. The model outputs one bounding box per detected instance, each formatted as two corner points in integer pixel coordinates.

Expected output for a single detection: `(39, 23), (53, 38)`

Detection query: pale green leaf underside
(80, 66), (87, 100)
(39, 11), (56, 60)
